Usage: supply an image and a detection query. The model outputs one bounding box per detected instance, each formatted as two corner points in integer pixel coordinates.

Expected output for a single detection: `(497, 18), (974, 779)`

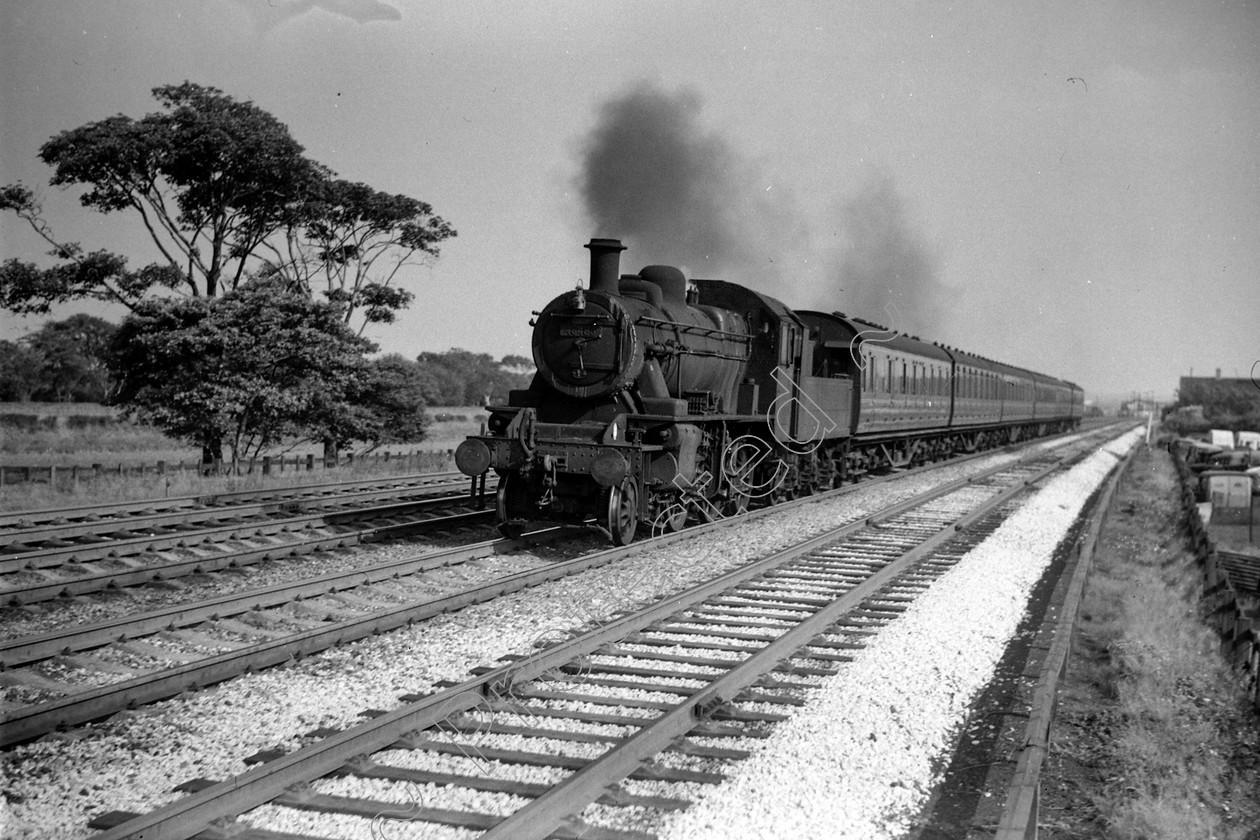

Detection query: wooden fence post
(262, 456), (271, 476)
(306, 454), (314, 471)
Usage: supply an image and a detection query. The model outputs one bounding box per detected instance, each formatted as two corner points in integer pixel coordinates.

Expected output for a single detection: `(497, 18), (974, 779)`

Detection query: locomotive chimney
(585, 238), (626, 295)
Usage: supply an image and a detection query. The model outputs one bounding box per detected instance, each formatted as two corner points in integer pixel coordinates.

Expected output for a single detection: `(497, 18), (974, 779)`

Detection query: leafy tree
(351, 355), (432, 446)
(109, 279), (375, 466)
(270, 178), (455, 331)
(1, 84), (324, 309)
(2, 81), (456, 452)
(1, 81), (454, 331)
(26, 314), (117, 401)
(0, 341), (46, 402)
(414, 349), (534, 405)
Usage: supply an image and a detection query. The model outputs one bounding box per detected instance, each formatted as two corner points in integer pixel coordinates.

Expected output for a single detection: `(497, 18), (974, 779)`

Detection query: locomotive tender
(455, 238), (1084, 544)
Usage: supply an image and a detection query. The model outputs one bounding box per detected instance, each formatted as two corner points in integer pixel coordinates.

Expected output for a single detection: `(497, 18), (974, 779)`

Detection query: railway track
(0, 473), (496, 604)
(0, 528), (582, 747)
(82, 430), (1117, 840)
(0, 471), (478, 535)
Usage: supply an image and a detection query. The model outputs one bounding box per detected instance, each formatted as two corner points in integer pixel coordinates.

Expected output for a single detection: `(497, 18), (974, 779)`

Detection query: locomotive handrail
(634, 315), (753, 342)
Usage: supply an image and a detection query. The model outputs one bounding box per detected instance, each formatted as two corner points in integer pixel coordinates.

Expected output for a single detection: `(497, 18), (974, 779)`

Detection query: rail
(0, 449), (456, 487)
(994, 440), (1137, 839)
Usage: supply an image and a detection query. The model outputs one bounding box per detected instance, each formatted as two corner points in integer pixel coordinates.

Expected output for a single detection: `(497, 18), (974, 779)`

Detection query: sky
(1, 0), (1257, 404)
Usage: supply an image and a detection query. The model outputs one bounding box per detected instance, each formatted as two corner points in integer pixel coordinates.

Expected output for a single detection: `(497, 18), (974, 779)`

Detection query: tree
(1, 81), (454, 332)
(26, 314), (117, 401)
(0, 341), (46, 402)
(109, 279), (375, 466)
(271, 178), (455, 331)
(351, 355), (432, 446)
(2, 81), (455, 454)
(413, 349), (534, 405)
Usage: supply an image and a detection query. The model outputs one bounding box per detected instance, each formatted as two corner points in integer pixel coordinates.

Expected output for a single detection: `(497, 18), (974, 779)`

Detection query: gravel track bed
(373, 748), (574, 784)
(657, 428), (1143, 840)
(314, 774), (531, 817)
(0, 436), (1084, 839)
(240, 804), (477, 840)
(0, 532), (512, 639)
(0, 544), (561, 644)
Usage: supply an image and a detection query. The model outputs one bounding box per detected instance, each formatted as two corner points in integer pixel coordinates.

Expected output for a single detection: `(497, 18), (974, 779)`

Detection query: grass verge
(1040, 444), (1260, 839)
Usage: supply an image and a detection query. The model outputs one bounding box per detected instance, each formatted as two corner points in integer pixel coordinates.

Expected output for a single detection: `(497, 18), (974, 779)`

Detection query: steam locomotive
(455, 238), (1083, 544)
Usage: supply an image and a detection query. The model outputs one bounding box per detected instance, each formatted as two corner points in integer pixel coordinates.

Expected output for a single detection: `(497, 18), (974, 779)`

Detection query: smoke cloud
(577, 82), (798, 283)
(576, 82), (950, 337)
(824, 173), (949, 340)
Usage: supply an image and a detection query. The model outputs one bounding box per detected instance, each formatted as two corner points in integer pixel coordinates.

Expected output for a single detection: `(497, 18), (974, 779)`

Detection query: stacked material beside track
(0, 430), (1128, 840)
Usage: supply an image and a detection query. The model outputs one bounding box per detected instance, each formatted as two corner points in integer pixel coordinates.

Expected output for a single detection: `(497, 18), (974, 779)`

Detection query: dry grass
(0, 404), (489, 512)
(1074, 449), (1260, 840)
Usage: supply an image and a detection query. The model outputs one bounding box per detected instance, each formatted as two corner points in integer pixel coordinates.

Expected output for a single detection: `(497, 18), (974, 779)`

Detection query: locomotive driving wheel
(605, 482), (638, 546)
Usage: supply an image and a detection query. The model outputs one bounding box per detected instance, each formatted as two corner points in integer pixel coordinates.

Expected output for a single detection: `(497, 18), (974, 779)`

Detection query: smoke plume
(577, 82), (796, 282)
(576, 82), (951, 336)
(825, 173), (949, 340)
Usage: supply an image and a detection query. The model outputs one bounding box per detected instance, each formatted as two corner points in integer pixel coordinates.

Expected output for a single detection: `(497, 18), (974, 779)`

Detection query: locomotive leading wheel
(606, 483), (638, 546)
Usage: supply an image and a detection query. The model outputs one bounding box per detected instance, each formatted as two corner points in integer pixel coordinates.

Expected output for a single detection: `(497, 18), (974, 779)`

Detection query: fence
(0, 449), (457, 488)
(1172, 450), (1260, 712)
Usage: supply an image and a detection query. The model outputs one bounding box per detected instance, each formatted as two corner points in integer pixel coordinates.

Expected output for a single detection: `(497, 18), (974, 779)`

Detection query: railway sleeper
(273, 787), (655, 840)
(392, 736), (726, 784)
(345, 757), (693, 811)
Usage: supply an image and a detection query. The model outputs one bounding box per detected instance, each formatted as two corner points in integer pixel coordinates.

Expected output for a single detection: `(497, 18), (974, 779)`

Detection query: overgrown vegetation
(1162, 377), (1260, 436)
(1046, 446), (1260, 839)
(0, 315), (116, 402)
